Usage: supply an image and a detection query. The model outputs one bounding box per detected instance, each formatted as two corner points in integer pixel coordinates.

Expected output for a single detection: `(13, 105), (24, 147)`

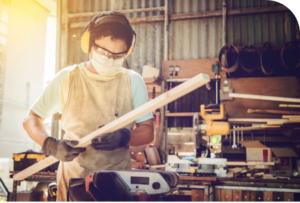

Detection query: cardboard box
(239, 141), (271, 169)
(269, 148), (298, 177)
(142, 65), (159, 78)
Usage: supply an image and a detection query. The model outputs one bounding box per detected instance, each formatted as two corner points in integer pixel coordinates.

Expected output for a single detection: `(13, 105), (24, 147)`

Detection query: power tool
(165, 104), (230, 177)
(67, 170), (180, 201)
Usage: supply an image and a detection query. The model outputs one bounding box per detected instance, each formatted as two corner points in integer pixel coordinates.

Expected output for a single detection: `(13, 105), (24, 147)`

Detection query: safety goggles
(92, 42), (127, 60)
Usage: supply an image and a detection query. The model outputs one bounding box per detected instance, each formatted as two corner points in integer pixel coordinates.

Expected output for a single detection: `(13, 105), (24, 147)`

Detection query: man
(23, 12), (154, 201)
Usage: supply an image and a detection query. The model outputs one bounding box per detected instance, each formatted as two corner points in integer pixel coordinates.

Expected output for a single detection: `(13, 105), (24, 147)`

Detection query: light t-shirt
(31, 63), (153, 123)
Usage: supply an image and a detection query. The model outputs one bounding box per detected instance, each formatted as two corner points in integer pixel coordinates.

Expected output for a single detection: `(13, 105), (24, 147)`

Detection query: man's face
(90, 36), (128, 59)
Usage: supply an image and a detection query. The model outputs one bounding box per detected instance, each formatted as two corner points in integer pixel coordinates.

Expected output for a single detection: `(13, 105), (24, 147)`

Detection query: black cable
(67, 186), (70, 202)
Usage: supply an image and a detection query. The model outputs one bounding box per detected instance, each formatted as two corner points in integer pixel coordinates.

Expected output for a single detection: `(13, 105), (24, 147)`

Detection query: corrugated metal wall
(63, 0), (297, 75)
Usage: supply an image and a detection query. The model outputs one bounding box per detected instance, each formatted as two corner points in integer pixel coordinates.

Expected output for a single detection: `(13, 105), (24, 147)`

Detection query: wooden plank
(228, 118), (288, 123)
(191, 189), (204, 201)
(162, 58), (226, 80)
(229, 125), (280, 132)
(232, 190), (242, 201)
(209, 186), (214, 201)
(164, 0), (169, 61)
(204, 186), (209, 201)
(241, 190), (250, 201)
(68, 7), (165, 18)
(226, 162), (274, 166)
(263, 191), (273, 201)
(221, 190), (232, 201)
(282, 115), (300, 118)
(230, 93), (300, 103)
(280, 104), (300, 108)
(221, 77), (300, 119)
(13, 73), (210, 181)
(165, 112), (197, 117)
(284, 192), (294, 201)
(215, 189), (221, 201)
(248, 109), (300, 115)
(180, 176), (216, 182)
(70, 6), (288, 27)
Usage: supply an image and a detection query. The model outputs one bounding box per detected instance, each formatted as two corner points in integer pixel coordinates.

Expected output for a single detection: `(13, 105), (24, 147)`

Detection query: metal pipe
(164, 0), (169, 61)
(222, 0), (227, 46)
(70, 6), (289, 28)
(159, 80), (166, 163)
(177, 185), (205, 189)
(216, 74), (218, 104)
(68, 7), (165, 18)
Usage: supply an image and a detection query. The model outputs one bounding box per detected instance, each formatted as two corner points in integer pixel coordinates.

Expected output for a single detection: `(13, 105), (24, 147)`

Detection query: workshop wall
(61, 0), (297, 75)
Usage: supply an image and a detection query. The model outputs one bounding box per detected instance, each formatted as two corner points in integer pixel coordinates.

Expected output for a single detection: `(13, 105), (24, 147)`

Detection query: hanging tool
(169, 66), (174, 90)
(232, 125), (237, 149)
(212, 62), (222, 104)
(241, 129), (243, 147)
(153, 87), (160, 128)
(251, 131), (254, 141)
(229, 131), (231, 146)
(237, 126), (240, 149)
(174, 66), (180, 76)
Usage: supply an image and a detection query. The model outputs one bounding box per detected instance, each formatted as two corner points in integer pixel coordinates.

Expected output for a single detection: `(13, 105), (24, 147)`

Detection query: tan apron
(56, 66), (134, 201)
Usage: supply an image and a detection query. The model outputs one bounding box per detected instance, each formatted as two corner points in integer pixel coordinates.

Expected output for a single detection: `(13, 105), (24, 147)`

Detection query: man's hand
(42, 137), (86, 162)
(91, 128), (131, 151)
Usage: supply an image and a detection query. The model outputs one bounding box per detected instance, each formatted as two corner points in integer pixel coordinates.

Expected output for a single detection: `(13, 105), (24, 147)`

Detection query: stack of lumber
(226, 167), (289, 180)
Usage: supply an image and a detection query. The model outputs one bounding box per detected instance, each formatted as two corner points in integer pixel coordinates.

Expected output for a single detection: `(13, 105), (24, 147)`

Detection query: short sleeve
(129, 70), (154, 123)
(31, 66), (74, 119)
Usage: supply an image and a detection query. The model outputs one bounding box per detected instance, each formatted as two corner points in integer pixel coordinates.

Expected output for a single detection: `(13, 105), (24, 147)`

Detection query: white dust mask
(90, 50), (125, 76)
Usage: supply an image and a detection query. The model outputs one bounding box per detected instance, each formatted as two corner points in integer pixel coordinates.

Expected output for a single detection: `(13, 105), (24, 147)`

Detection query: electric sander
(67, 170), (180, 201)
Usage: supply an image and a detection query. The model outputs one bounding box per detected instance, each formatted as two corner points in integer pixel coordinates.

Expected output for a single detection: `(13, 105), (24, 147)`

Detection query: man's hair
(90, 22), (133, 52)
(79, 11), (133, 53)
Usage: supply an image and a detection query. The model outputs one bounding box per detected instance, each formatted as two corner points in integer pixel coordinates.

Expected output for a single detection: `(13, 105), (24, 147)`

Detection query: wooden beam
(71, 15), (165, 28)
(229, 93), (300, 103)
(280, 104), (300, 108)
(70, 6), (288, 28)
(13, 73), (210, 181)
(68, 7), (165, 18)
(282, 115), (300, 118)
(228, 118), (288, 123)
(165, 112), (197, 117)
(226, 162), (274, 166)
(248, 109), (300, 115)
(230, 125), (280, 132)
(164, 0), (169, 61)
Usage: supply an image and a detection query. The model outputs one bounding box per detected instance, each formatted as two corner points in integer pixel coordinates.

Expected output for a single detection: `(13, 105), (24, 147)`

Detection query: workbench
(9, 171), (56, 201)
(171, 176), (300, 201)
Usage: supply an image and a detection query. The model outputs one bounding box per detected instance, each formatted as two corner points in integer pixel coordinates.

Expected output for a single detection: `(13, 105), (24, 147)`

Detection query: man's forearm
(23, 110), (49, 147)
(128, 119), (154, 146)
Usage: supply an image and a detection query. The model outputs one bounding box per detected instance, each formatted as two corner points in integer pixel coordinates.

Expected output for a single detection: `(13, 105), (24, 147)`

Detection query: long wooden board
(13, 73), (210, 181)
(230, 93), (300, 103)
(221, 77), (300, 119)
(280, 104), (300, 108)
(228, 118), (288, 123)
